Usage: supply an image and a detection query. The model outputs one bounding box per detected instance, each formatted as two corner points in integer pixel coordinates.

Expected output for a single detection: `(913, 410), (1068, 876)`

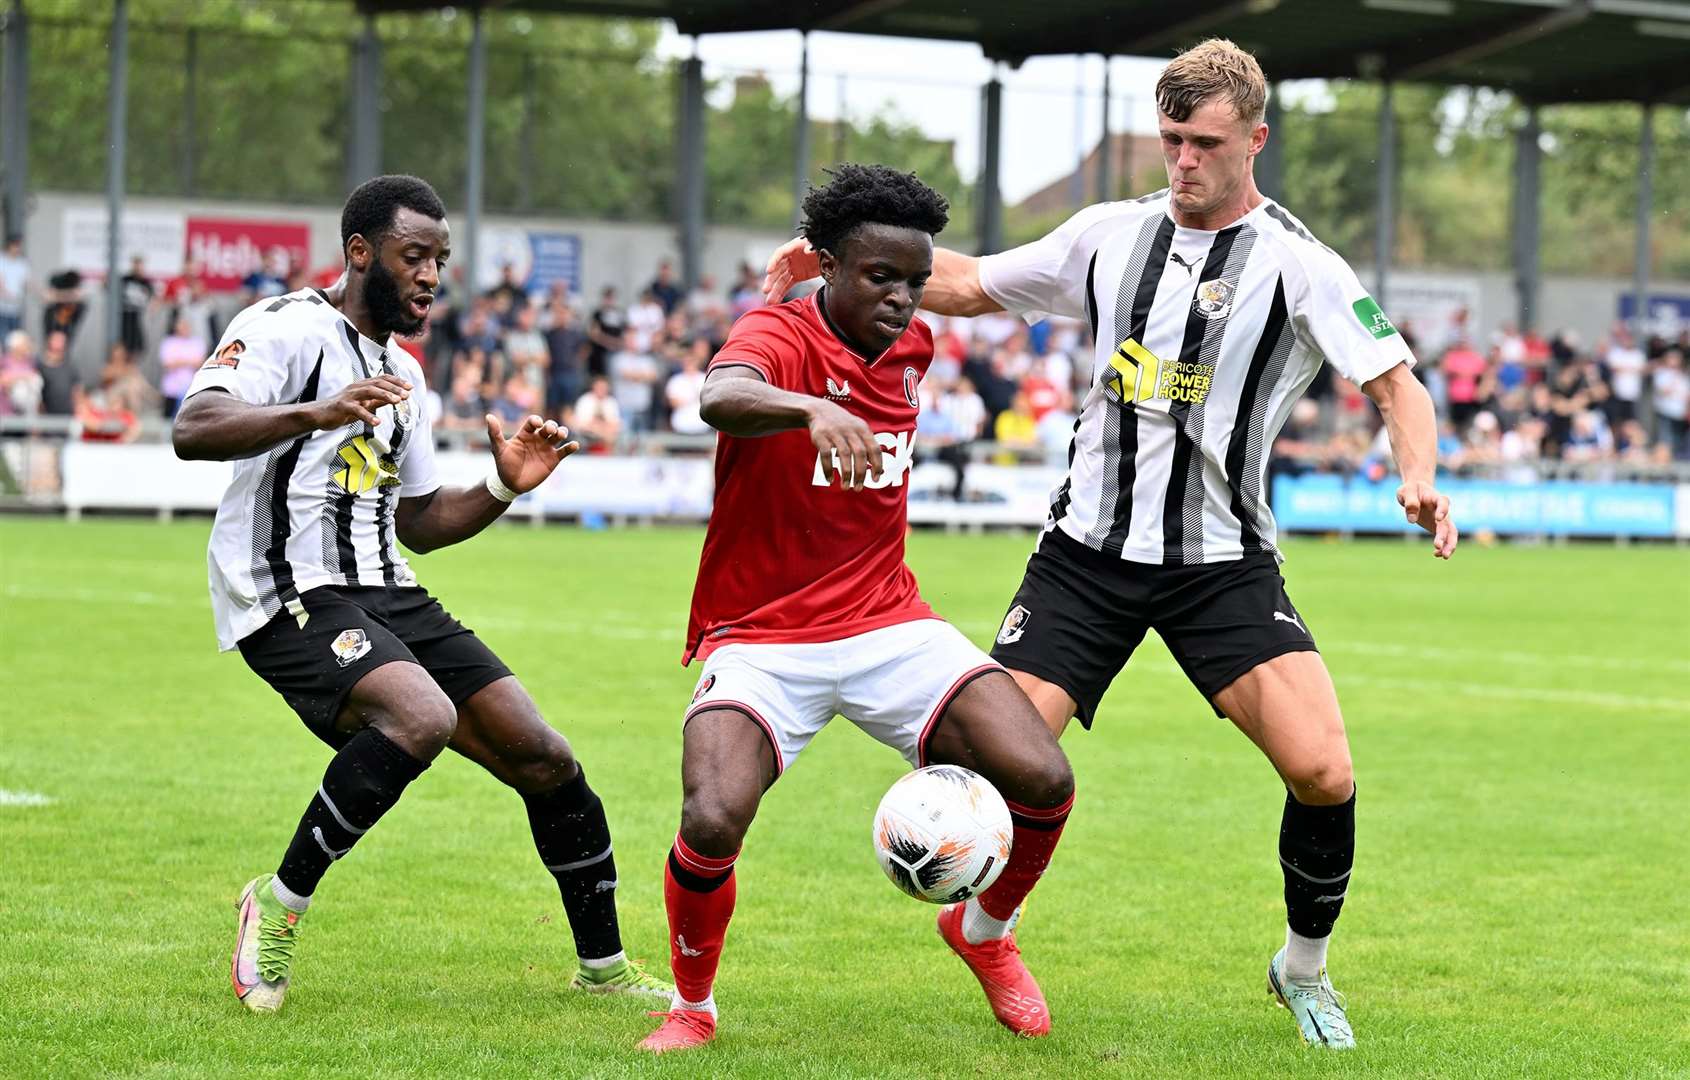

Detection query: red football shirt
(684, 292), (935, 664)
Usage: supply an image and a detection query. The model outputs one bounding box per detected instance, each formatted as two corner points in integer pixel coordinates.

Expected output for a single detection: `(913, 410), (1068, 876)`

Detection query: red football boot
(936, 903), (1051, 1037)
(637, 1007), (717, 1053)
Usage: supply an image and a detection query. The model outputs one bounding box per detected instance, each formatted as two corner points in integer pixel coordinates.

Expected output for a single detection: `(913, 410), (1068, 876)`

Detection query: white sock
(268, 875), (311, 913)
(1284, 926), (1329, 984)
(961, 897), (1017, 945)
(579, 950), (626, 972)
(672, 991), (717, 1017)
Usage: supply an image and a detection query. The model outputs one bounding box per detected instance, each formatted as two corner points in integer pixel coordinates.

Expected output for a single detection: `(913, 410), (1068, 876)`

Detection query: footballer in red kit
(641, 165), (1078, 1054)
(683, 290), (935, 663)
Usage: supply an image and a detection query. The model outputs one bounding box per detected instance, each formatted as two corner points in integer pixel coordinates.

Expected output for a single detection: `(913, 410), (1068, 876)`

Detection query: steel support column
(1374, 80), (1395, 308)
(106, 0), (129, 349)
(181, 28), (197, 195)
(1511, 105), (1541, 331)
(349, 13), (382, 190)
(464, 4), (486, 294)
(1632, 103), (1655, 339)
(978, 75), (1003, 255)
(676, 54), (705, 291)
(792, 32), (811, 228)
(2, 0), (30, 240)
(1096, 56), (1112, 202)
(1257, 81), (1283, 199)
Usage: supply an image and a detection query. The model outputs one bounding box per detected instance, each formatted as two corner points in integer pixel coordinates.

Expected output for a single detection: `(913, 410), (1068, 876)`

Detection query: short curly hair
(800, 164), (949, 257)
(341, 174), (447, 253)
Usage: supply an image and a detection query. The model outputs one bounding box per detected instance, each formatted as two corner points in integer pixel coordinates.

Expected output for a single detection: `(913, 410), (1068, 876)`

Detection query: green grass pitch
(1, 517), (1686, 1079)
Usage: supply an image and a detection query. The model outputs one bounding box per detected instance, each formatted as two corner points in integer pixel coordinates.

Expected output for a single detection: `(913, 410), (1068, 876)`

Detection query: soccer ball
(872, 765), (1013, 904)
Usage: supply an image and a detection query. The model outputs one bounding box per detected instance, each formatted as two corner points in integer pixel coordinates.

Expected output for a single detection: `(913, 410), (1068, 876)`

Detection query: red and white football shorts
(684, 618), (1003, 775)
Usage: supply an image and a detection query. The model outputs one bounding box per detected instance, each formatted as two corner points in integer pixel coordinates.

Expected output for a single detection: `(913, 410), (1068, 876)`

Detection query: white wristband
(485, 472), (519, 504)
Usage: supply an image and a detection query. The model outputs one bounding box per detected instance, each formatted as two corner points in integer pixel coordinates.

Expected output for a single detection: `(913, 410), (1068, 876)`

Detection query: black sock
(1279, 787), (1355, 939)
(524, 766), (623, 962)
(275, 727), (430, 898)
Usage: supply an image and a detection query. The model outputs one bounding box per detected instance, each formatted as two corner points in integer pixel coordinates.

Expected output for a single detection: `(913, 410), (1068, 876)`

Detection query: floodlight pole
(792, 32), (811, 230)
(1511, 104), (1541, 332)
(1257, 82), (1284, 199)
(676, 52), (706, 291)
(2, 0), (30, 241)
(349, 13), (382, 191)
(1096, 56), (1112, 202)
(182, 28), (197, 195)
(1632, 102), (1654, 340)
(464, 3), (486, 296)
(106, 0), (128, 351)
(1070, 56), (1085, 208)
(1374, 80), (1394, 310)
(979, 74), (1004, 255)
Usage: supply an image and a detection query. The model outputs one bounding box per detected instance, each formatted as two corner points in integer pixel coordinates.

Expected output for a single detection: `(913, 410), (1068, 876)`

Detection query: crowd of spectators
(1, 229), (1687, 478)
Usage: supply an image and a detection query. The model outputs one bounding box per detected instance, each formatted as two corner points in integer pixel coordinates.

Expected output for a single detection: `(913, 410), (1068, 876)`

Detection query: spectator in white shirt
(574, 375), (623, 451)
(1602, 324), (1647, 424)
(1651, 348), (1687, 458)
(0, 235), (29, 339)
(625, 289), (666, 355)
(666, 342), (710, 435)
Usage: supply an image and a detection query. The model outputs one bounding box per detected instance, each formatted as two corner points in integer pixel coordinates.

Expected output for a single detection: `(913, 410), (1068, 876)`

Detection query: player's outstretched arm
(701, 366), (884, 491)
(172, 375), (413, 461)
(395, 413), (578, 554)
(761, 239), (1000, 317)
(1362, 361), (1458, 559)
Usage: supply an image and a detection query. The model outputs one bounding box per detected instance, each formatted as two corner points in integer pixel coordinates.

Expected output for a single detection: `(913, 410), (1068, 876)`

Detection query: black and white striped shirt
(979, 190), (1412, 565)
(187, 288), (439, 649)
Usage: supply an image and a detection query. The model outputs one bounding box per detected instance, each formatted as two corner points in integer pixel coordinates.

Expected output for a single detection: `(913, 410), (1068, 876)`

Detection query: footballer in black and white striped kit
(174, 174), (672, 1015)
(767, 36), (1460, 1052)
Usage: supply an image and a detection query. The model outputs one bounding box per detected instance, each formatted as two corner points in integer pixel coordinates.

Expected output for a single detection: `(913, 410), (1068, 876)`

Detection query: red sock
(976, 792), (1074, 921)
(663, 834), (738, 1005)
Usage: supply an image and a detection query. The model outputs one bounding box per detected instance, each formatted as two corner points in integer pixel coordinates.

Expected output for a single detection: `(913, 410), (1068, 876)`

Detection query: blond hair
(1156, 38), (1268, 126)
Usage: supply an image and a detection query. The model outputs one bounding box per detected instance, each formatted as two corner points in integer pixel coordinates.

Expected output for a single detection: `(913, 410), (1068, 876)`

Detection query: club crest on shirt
(997, 604), (1031, 645)
(903, 367), (920, 409)
(692, 673), (717, 703)
(330, 628), (373, 668)
(1193, 278), (1235, 321)
(391, 395), (414, 430)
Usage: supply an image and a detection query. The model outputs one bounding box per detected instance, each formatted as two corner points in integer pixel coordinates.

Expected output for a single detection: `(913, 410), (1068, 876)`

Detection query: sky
(654, 28), (1176, 205)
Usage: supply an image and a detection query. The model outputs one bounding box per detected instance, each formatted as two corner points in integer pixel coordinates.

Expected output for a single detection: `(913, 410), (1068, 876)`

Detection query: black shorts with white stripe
(987, 526), (1317, 727)
(238, 585), (512, 748)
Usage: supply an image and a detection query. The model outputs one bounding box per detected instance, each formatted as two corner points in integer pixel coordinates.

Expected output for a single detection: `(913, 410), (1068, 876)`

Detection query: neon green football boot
(569, 955), (674, 1001)
(230, 875), (302, 1013)
(1267, 947), (1355, 1049)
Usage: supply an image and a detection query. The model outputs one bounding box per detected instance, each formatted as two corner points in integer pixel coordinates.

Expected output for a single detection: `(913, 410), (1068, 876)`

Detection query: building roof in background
(358, 0), (1690, 104)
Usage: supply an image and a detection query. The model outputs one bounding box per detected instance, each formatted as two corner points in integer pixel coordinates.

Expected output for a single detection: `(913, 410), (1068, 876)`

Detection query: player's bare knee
(680, 795), (752, 857)
(386, 692), (457, 759)
(1024, 750), (1075, 809)
(1288, 754), (1353, 806)
(504, 731), (577, 794)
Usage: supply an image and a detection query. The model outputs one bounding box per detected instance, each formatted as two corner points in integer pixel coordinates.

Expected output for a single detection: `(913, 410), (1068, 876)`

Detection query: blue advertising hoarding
(1272, 475), (1682, 539)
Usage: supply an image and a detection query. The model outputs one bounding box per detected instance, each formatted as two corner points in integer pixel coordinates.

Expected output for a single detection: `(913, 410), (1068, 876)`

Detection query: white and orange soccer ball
(872, 765), (1013, 904)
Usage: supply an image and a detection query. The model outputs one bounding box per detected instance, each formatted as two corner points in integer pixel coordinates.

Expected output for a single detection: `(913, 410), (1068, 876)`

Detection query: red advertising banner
(185, 217), (312, 292)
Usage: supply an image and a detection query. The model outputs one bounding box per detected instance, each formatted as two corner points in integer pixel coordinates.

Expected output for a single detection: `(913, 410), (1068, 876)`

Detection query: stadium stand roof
(356, 0), (1690, 104)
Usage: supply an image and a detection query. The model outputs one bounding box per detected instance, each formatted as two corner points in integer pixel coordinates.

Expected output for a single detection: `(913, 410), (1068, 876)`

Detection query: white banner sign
(60, 207), (187, 279)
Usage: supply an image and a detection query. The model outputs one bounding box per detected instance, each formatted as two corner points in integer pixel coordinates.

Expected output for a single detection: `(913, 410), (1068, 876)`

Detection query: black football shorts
(988, 527), (1318, 727)
(237, 585), (512, 748)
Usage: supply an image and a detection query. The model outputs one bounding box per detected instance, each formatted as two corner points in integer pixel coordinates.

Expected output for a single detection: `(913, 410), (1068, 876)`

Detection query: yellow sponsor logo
(1104, 338), (1214, 406)
(1104, 337), (1161, 403)
(333, 436), (400, 495)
